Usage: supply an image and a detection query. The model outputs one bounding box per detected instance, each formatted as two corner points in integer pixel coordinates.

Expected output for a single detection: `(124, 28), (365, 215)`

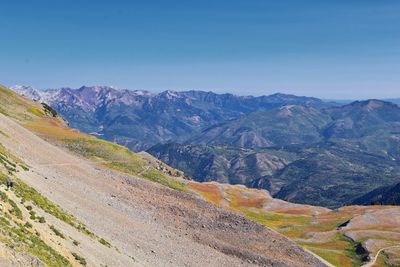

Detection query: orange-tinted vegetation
(189, 182), (224, 203)
(190, 182), (400, 267)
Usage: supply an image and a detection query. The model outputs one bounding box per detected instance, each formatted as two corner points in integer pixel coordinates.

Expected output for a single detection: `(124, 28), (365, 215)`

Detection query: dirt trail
(362, 245), (400, 267)
(0, 113), (327, 267)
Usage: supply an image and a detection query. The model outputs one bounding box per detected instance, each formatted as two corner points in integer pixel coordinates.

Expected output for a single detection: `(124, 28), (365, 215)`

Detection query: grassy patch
(41, 103), (58, 117)
(0, 173), (95, 238)
(72, 252), (87, 266)
(65, 138), (187, 191)
(242, 209), (311, 230)
(141, 168), (186, 191)
(99, 238), (111, 248)
(50, 225), (65, 239)
(28, 108), (44, 116)
(299, 233), (362, 267)
(0, 189), (23, 220)
(0, 84), (43, 122)
(0, 216), (71, 267)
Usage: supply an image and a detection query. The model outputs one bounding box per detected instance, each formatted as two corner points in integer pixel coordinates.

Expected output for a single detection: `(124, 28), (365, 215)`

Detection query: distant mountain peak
(349, 99), (392, 107)
(160, 90), (181, 99)
(11, 85), (43, 101)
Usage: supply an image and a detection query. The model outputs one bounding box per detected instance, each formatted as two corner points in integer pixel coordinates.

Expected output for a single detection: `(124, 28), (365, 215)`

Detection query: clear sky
(0, 0), (399, 99)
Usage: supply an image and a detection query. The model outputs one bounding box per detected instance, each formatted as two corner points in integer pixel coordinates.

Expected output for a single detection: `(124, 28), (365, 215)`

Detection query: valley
(0, 84), (327, 266)
(12, 86), (400, 208)
(190, 182), (400, 267)
(14, 86), (400, 208)
(3, 1), (400, 266)
(3, 84), (400, 266)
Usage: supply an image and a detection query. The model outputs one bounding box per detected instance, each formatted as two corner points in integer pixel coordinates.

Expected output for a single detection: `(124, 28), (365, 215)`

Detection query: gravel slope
(0, 113), (326, 267)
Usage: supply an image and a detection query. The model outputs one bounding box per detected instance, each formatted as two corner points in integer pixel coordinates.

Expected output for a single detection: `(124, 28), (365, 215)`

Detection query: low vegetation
(99, 238), (111, 248)
(72, 252), (87, 266)
(0, 189), (71, 266)
(50, 225), (65, 239)
(0, 144), (110, 243)
(63, 138), (187, 191)
(190, 182), (400, 267)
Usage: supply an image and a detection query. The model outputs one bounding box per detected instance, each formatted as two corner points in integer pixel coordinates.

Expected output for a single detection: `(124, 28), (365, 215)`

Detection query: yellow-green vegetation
(189, 182), (383, 267)
(26, 118), (187, 191)
(0, 179), (71, 266)
(28, 107), (45, 116)
(140, 168), (186, 191)
(64, 138), (187, 191)
(0, 144), (113, 243)
(0, 84), (44, 121)
(99, 238), (111, 248)
(50, 225), (65, 239)
(0, 173), (95, 237)
(241, 209), (311, 232)
(0, 216), (71, 267)
(0, 146), (19, 174)
(72, 252), (87, 266)
(0, 84), (186, 191)
(0, 189), (23, 220)
(299, 234), (363, 267)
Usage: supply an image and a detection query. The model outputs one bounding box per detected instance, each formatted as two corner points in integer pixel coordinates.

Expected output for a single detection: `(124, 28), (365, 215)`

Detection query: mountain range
(11, 85), (400, 208)
(3, 84), (400, 266)
(1, 84), (330, 267)
(12, 85), (334, 151)
(150, 100), (400, 207)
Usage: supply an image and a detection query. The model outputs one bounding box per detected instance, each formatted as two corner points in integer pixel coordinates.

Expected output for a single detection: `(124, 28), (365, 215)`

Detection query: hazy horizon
(1, 1), (400, 99)
(10, 83), (400, 101)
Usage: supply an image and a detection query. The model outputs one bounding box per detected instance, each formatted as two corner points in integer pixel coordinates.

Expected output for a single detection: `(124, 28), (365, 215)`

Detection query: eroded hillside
(190, 182), (400, 267)
(0, 84), (326, 266)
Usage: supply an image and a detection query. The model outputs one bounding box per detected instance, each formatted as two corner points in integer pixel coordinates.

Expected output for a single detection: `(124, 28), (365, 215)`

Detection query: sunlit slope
(0, 83), (328, 266)
(190, 182), (400, 267)
(0, 84), (187, 191)
(0, 138), (130, 266)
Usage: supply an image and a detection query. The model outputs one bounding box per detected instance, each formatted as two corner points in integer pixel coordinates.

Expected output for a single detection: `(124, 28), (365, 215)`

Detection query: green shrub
(71, 252), (87, 266)
(41, 103), (58, 117)
(50, 225), (65, 239)
(9, 199), (22, 219)
(99, 238), (111, 248)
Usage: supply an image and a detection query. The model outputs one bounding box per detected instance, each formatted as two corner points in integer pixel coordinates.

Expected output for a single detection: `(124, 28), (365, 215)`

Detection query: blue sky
(0, 0), (399, 99)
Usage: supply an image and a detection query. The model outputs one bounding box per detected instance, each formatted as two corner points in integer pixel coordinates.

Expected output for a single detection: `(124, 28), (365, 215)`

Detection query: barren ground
(0, 112), (326, 266)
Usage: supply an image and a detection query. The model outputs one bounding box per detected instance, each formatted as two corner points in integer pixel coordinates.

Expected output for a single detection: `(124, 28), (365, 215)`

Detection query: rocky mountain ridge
(12, 85), (334, 150)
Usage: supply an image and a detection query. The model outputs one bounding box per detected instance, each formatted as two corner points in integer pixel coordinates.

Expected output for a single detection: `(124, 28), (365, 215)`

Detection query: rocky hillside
(1, 84), (326, 266)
